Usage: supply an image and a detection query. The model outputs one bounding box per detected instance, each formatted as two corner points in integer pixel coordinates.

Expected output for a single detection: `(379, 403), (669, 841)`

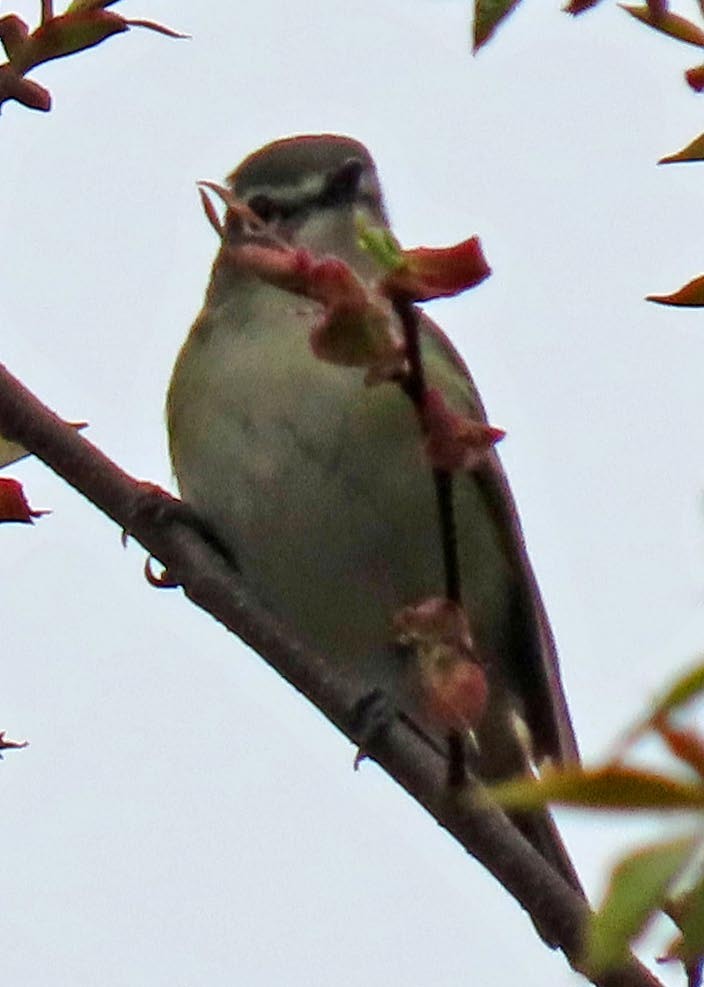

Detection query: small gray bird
(167, 134), (581, 893)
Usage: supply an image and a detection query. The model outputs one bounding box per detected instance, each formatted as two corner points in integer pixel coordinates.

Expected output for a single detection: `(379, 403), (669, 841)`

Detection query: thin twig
(394, 299), (462, 604)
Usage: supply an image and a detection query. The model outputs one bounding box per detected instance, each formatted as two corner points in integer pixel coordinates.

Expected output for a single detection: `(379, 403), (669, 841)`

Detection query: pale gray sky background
(3, 1), (704, 984)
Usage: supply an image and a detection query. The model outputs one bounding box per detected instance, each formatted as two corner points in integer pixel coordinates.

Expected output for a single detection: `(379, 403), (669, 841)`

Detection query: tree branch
(0, 362), (665, 987)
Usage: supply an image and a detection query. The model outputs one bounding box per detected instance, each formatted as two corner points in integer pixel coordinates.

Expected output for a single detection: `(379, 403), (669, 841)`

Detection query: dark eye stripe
(321, 158), (364, 206)
(245, 159), (369, 224)
(246, 194), (278, 221)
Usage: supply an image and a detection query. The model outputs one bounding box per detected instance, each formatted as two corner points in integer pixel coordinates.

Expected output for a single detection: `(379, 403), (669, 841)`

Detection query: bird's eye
(247, 194), (279, 222)
(323, 158), (364, 205)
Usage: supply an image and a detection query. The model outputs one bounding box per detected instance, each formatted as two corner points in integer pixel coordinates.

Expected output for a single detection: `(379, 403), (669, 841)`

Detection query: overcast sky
(3, 1), (704, 985)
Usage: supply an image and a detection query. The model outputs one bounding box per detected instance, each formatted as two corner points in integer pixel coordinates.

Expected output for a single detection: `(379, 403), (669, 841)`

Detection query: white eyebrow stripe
(244, 174), (328, 202)
(245, 175), (380, 208)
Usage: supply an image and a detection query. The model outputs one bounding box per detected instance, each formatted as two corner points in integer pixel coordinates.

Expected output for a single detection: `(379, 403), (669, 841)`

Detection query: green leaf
(586, 838), (697, 974)
(0, 434), (29, 469)
(659, 133), (704, 164)
(491, 765), (704, 810)
(676, 874), (704, 965)
(355, 214), (404, 271)
(620, 5), (704, 49)
(66, 1), (122, 12)
(653, 662), (704, 717)
(473, 0), (523, 52)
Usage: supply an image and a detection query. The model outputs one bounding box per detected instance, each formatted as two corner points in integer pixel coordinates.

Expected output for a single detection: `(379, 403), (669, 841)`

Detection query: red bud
(422, 388), (505, 472)
(0, 478), (48, 524)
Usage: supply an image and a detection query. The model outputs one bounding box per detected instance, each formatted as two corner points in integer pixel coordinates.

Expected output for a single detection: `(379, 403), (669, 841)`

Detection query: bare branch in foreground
(0, 362), (665, 987)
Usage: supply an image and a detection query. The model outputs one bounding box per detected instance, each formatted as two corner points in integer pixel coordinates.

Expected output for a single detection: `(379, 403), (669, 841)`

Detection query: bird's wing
(421, 313), (579, 766)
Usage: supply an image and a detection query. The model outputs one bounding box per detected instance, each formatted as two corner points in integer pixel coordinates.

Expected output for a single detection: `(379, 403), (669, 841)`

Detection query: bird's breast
(168, 283), (512, 696)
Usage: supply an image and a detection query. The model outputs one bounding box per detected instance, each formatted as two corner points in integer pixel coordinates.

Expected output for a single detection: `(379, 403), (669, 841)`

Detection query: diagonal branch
(0, 361), (665, 987)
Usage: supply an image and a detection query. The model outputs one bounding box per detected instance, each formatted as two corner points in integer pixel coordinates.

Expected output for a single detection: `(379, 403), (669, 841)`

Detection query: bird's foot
(121, 482), (238, 587)
(120, 482), (185, 545)
(350, 689), (396, 769)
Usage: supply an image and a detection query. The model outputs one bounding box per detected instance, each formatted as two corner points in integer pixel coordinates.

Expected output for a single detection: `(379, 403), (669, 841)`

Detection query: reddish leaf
(394, 598), (487, 731)
(473, 0), (523, 52)
(0, 65), (51, 110)
(0, 5), (183, 115)
(308, 265), (405, 380)
(648, 275), (704, 306)
(198, 180), (265, 238)
(17, 12), (128, 70)
(0, 731), (29, 753)
(0, 14), (30, 59)
(422, 387), (504, 471)
(223, 241), (405, 378)
(357, 217), (491, 301)
(395, 596), (474, 648)
(620, 5), (704, 48)
(653, 717), (704, 778)
(306, 255), (377, 314)
(11, 9), (185, 75)
(14, 75), (51, 110)
(223, 240), (306, 291)
(610, 660), (704, 762)
(198, 186), (225, 237)
(0, 477), (48, 524)
(564, 0), (608, 12)
(66, 0), (186, 37)
(422, 655), (489, 732)
(383, 237), (491, 303)
(686, 65), (704, 91)
(123, 18), (187, 39)
(660, 132), (704, 163)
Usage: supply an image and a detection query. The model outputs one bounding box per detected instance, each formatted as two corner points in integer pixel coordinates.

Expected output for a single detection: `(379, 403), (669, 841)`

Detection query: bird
(167, 133), (581, 895)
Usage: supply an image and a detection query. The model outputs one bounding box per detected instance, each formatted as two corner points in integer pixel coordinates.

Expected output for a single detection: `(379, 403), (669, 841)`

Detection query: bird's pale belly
(169, 296), (514, 703)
